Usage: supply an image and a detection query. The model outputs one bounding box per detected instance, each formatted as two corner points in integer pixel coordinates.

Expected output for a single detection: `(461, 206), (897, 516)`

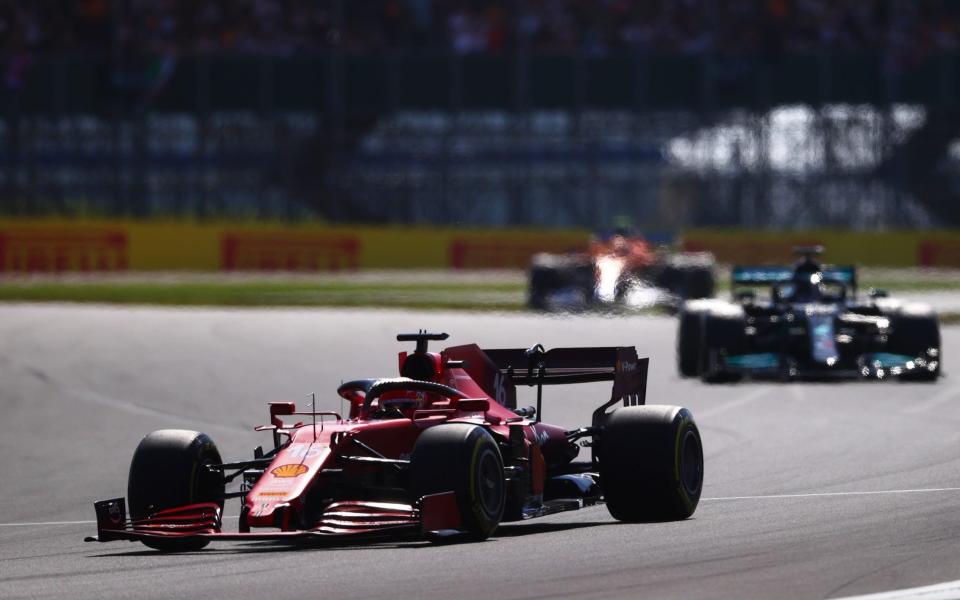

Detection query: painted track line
(837, 578), (960, 599)
(0, 520), (94, 528)
(704, 487), (960, 502)
(5, 488), (960, 528)
(0, 515), (240, 528)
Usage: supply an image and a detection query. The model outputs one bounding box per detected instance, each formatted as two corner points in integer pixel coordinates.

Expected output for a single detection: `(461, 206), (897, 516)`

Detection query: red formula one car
(87, 332), (704, 550)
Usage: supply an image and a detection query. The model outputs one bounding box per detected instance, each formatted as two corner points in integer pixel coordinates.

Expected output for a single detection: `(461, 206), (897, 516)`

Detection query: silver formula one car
(677, 247), (941, 382)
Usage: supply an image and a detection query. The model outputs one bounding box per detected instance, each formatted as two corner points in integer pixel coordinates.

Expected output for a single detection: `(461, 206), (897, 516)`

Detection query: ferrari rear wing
(444, 344), (647, 429)
(486, 346), (647, 428)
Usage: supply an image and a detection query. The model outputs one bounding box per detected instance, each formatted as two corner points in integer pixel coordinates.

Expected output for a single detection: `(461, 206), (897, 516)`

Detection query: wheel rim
(475, 449), (503, 517)
(679, 429), (703, 496)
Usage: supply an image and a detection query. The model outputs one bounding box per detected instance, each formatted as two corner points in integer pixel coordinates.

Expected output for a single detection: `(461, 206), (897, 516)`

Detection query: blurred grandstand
(2, 0), (960, 228)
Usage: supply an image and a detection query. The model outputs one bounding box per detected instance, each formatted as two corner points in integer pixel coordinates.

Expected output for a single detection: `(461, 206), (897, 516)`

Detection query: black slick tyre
(599, 405), (703, 522)
(701, 313), (746, 383)
(888, 312), (941, 381)
(680, 266), (715, 299)
(528, 265), (554, 310)
(411, 423), (505, 540)
(528, 254), (594, 310)
(677, 309), (705, 377)
(127, 429), (224, 551)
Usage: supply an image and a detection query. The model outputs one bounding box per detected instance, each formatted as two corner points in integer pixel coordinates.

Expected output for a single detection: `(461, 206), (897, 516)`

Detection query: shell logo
(271, 464), (309, 478)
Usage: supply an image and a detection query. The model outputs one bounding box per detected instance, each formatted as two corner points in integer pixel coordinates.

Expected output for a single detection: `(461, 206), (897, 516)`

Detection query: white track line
(3, 489), (960, 528)
(837, 579), (960, 600)
(0, 520), (94, 527)
(703, 487), (960, 502)
(0, 515), (239, 528)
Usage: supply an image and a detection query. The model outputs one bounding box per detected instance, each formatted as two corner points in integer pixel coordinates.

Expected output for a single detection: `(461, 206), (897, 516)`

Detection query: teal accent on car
(866, 353), (916, 368)
(724, 353), (782, 369)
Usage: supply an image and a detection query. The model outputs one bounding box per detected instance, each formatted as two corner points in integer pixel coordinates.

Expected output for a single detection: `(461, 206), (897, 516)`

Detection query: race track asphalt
(1, 304), (959, 600)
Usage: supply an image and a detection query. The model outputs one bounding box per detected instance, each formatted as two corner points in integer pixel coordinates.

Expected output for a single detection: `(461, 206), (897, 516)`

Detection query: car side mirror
(868, 288), (889, 299)
(270, 401), (296, 428)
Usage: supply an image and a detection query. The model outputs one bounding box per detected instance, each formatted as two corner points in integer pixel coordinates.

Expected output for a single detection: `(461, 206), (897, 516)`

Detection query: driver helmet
(789, 272), (825, 303)
(789, 252), (824, 302)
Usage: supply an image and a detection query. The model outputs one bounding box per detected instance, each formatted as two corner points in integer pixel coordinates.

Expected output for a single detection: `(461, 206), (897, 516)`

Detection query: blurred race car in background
(678, 247), (941, 382)
(528, 230), (716, 311)
(87, 331), (703, 551)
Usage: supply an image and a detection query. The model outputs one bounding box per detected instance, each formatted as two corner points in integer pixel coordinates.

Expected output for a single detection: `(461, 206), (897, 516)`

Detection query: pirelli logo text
(917, 240), (960, 268)
(0, 229), (128, 273)
(221, 232), (360, 271)
(682, 239), (822, 265)
(449, 239), (587, 269)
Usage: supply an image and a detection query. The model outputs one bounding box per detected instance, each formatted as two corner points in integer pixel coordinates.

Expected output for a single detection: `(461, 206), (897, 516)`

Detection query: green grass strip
(0, 280), (528, 311)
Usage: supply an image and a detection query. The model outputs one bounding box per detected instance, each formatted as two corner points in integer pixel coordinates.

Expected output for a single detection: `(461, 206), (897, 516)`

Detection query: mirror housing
(269, 402), (296, 428)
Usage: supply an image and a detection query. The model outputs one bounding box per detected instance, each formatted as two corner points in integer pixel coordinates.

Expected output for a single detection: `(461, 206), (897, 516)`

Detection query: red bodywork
(90, 338), (648, 546)
(590, 235), (656, 270)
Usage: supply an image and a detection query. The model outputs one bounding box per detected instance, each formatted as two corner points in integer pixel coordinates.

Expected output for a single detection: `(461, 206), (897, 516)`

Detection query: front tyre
(887, 311), (941, 381)
(677, 308), (705, 377)
(411, 424), (505, 540)
(701, 313), (746, 384)
(599, 405), (703, 522)
(127, 429), (224, 551)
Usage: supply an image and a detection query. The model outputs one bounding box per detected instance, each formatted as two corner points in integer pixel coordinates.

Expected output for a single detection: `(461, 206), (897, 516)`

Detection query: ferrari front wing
(85, 492), (462, 545)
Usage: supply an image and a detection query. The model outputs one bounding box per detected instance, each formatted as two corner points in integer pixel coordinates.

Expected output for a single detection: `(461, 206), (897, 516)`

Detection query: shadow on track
(86, 520), (615, 557)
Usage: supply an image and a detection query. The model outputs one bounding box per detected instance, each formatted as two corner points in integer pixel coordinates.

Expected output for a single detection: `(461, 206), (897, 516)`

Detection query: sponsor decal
(918, 240), (960, 267)
(221, 232), (360, 271)
(448, 238), (587, 269)
(286, 443), (328, 460)
(531, 425), (550, 447)
(493, 371), (508, 407)
(0, 229), (128, 273)
(257, 491), (287, 497)
(619, 360), (637, 373)
(682, 238), (821, 265)
(271, 464), (309, 478)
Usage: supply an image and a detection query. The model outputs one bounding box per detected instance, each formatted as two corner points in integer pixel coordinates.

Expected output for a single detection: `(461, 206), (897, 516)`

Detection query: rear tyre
(127, 429), (224, 551)
(528, 254), (594, 310)
(887, 311), (941, 381)
(599, 405), (703, 522)
(657, 255), (716, 299)
(411, 424), (505, 540)
(527, 265), (552, 310)
(677, 309), (705, 377)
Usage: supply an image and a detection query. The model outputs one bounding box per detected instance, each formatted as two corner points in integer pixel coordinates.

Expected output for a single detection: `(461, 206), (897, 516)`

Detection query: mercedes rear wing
(732, 265), (857, 294)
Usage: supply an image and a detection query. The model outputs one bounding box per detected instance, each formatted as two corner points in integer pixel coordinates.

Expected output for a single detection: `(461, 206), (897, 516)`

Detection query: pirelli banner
(681, 230), (960, 268)
(0, 220), (589, 273)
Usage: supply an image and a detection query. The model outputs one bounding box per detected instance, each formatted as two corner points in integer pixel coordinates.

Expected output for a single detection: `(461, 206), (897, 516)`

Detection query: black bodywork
(678, 249), (941, 382)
